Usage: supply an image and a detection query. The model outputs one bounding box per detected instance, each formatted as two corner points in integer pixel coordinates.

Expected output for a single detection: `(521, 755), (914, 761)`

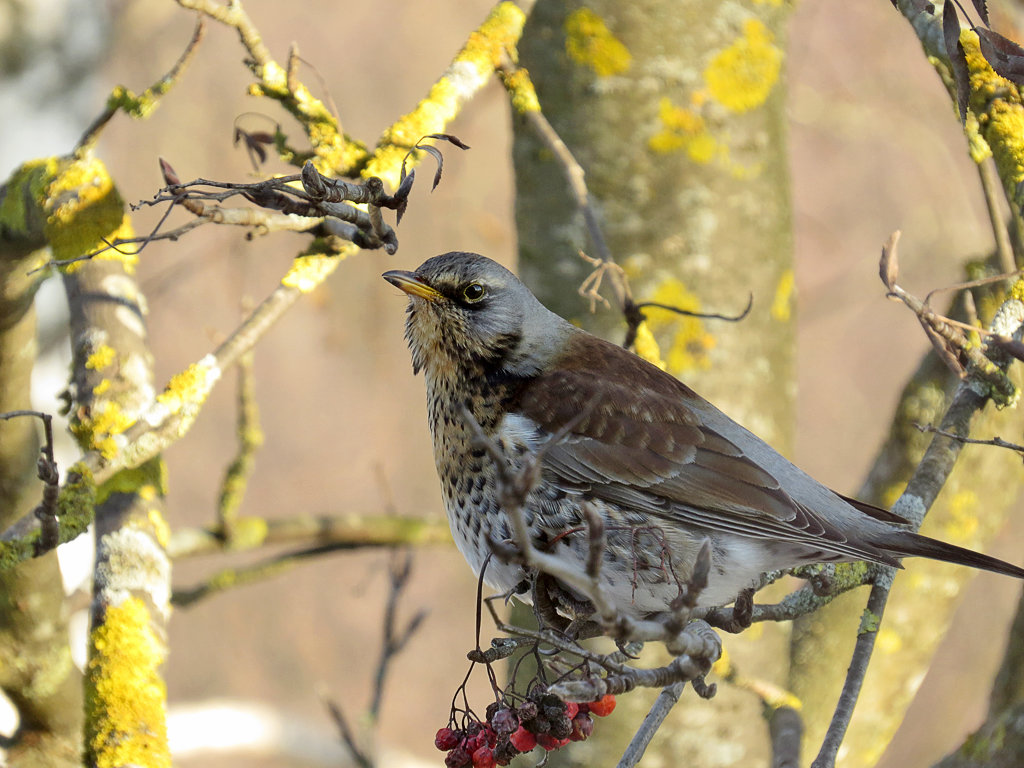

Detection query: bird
(383, 251), (1024, 618)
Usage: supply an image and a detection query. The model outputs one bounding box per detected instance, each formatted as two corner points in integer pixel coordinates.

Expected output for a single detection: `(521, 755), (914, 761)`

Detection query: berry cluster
(435, 691), (617, 767)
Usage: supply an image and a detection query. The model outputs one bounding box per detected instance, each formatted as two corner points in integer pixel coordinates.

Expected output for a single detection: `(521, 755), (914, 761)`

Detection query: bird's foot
(704, 588), (755, 633)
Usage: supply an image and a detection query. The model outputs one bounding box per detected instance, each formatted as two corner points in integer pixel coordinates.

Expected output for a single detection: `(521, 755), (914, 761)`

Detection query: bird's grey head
(383, 252), (568, 378)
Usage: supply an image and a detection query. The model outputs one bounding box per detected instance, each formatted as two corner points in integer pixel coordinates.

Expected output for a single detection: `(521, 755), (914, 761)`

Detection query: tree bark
(513, 2), (795, 764)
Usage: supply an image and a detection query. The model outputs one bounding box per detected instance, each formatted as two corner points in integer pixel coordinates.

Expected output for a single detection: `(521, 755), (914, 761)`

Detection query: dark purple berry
(491, 708), (518, 736)
(550, 715), (572, 740)
(517, 700), (538, 721)
(570, 713), (594, 741)
(446, 746), (471, 768)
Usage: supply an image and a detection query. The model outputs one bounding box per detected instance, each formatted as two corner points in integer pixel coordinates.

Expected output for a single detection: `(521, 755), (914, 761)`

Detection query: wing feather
(514, 333), (894, 564)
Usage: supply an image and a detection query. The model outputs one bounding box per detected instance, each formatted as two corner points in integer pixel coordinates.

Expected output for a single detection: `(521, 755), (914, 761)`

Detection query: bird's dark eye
(462, 282), (487, 303)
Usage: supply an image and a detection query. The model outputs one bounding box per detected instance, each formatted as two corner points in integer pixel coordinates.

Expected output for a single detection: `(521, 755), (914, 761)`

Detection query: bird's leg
(703, 588), (756, 633)
(532, 572), (572, 633)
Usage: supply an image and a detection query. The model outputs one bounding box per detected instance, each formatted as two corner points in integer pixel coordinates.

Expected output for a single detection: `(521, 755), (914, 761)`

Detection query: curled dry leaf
(976, 27), (1024, 86)
(879, 230), (901, 291)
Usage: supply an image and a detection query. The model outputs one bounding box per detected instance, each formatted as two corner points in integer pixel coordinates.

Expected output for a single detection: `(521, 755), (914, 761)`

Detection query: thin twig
(812, 378), (995, 767)
(914, 422), (1024, 456)
(979, 156), (1017, 274)
(616, 682), (685, 768)
(321, 691), (373, 768)
(369, 552), (428, 721)
(217, 347), (263, 535)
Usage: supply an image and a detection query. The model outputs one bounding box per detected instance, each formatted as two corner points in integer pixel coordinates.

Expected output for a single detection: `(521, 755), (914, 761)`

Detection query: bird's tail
(879, 530), (1024, 579)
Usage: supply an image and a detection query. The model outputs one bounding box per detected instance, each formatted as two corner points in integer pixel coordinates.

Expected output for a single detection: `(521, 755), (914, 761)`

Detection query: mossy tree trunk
(512, 1), (795, 764)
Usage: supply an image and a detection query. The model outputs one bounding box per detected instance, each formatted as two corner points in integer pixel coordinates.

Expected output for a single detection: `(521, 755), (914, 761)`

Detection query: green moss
(95, 458), (167, 508)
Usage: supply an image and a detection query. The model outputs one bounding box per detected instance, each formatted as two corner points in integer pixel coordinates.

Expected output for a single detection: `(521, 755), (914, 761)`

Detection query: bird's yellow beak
(382, 270), (445, 302)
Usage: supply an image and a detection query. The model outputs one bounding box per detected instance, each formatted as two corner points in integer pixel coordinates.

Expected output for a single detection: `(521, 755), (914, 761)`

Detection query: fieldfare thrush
(384, 252), (1024, 617)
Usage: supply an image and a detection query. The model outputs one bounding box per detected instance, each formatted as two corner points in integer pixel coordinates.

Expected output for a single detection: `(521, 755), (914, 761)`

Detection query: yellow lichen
(876, 627), (903, 654)
(711, 643), (732, 679)
(881, 483), (905, 510)
(156, 362), (215, 416)
(281, 252), (342, 293)
(147, 507), (171, 549)
(43, 154), (137, 273)
(1010, 278), (1024, 303)
(632, 321), (667, 370)
(649, 98), (720, 164)
(0, 156), (59, 242)
(564, 8), (631, 77)
(703, 18), (782, 114)
(503, 67), (541, 114)
(642, 278), (716, 375)
(85, 597), (170, 768)
(364, 2), (525, 188)
(943, 489), (980, 544)
(959, 30), (1024, 206)
(771, 268), (795, 322)
(72, 401), (135, 460)
(225, 516), (270, 551)
(86, 344), (117, 371)
(96, 459), (168, 508)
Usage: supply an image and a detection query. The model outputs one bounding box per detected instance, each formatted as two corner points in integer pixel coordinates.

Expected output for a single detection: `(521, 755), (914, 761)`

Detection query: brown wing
(515, 333), (898, 565)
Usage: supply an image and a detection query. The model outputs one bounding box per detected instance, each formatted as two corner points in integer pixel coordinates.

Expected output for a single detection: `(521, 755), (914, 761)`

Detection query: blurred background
(3, 0), (1023, 765)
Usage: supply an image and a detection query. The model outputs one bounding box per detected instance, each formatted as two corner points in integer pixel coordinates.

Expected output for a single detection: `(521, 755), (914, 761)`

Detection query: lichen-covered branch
(792, 278), (1024, 767)
(0, 163), (83, 767)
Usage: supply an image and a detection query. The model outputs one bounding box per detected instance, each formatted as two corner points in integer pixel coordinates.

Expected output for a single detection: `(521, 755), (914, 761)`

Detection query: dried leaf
(972, 0), (990, 27)
(395, 170), (414, 224)
(879, 230), (901, 291)
(423, 132), (472, 150)
(943, 1), (971, 123)
(976, 27), (1024, 86)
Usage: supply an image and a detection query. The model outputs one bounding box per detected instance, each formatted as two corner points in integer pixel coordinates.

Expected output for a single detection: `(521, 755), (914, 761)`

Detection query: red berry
(588, 694), (616, 717)
(436, 727), (460, 751)
(472, 745), (496, 768)
(446, 746), (471, 768)
(536, 733), (570, 751)
(508, 726), (537, 753)
(564, 702), (579, 719)
(570, 713), (594, 741)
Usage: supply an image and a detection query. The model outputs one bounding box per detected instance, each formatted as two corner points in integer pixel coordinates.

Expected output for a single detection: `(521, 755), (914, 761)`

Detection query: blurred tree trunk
(513, 1), (794, 764)
(0, 168), (82, 766)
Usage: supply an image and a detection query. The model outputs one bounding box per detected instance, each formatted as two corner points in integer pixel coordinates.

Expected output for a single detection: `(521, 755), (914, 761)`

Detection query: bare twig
(76, 18), (205, 153)
(369, 552), (428, 721)
(321, 691), (373, 768)
(616, 682), (686, 768)
(812, 378), (999, 767)
(168, 513), (449, 559)
(217, 348), (263, 536)
(914, 421), (1024, 456)
(0, 411), (59, 554)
